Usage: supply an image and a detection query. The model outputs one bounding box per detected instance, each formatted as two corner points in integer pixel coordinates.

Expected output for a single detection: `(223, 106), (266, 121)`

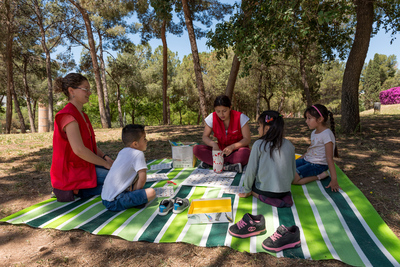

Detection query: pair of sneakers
(158, 197), (190, 216)
(228, 213), (301, 252)
(198, 161), (243, 173)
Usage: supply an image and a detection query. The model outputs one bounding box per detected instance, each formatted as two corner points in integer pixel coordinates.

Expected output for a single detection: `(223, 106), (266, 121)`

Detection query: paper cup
(212, 150), (224, 173)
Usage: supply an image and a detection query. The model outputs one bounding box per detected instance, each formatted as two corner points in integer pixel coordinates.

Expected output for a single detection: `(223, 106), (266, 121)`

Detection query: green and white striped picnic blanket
(1, 159), (400, 267)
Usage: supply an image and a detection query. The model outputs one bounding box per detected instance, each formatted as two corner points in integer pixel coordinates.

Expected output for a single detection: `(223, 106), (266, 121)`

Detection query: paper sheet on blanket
(181, 168), (237, 187)
(147, 172), (169, 182)
(150, 162), (172, 170)
(223, 186), (245, 194)
(154, 186), (175, 197)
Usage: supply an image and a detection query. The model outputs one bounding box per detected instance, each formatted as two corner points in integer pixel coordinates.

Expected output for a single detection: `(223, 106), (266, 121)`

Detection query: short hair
(122, 124), (145, 147)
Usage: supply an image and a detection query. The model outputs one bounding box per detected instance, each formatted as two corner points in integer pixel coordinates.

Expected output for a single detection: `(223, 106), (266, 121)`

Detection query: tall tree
(361, 53), (396, 109)
(180, 0), (231, 121)
(2, 0), (15, 133)
(29, 0), (65, 131)
(341, 0), (400, 133)
(91, 5), (135, 127)
(341, 0), (373, 133)
(208, 0), (352, 107)
(319, 60), (345, 113)
(181, 0), (207, 121)
(68, 0), (109, 128)
(136, 0), (183, 125)
(225, 55), (240, 99)
(2, 0), (30, 134)
(362, 55), (382, 109)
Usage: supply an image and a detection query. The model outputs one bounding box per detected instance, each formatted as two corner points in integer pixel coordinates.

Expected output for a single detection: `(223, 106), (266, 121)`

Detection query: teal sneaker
(173, 197), (190, 214)
(158, 198), (174, 216)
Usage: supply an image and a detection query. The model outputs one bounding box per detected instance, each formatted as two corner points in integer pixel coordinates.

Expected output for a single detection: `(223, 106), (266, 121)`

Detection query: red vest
(50, 103), (97, 190)
(213, 110), (243, 150)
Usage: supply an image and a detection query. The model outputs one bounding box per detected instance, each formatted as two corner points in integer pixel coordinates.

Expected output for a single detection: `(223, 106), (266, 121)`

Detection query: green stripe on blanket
(1, 160), (400, 267)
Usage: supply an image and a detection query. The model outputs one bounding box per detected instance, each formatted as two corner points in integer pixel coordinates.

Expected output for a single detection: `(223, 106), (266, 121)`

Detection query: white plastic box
(171, 142), (197, 168)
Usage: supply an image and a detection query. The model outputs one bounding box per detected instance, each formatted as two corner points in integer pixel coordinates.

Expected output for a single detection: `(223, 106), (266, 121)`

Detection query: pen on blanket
(167, 180), (177, 185)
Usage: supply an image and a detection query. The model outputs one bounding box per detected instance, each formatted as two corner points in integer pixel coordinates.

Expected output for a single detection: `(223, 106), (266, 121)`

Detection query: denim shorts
(296, 158), (328, 178)
(102, 189), (148, 212)
(78, 165), (109, 199)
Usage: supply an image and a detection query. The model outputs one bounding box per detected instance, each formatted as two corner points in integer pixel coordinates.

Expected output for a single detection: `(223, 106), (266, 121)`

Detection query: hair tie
(312, 105), (323, 117)
(265, 115), (274, 123)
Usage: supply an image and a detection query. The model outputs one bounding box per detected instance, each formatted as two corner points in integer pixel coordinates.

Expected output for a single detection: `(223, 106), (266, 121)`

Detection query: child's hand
(238, 192), (251, 198)
(326, 180), (341, 192)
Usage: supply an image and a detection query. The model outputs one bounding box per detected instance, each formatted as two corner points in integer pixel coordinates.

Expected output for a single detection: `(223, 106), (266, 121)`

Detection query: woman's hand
(103, 161), (112, 170)
(223, 145), (235, 156)
(104, 155), (114, 164)
(211, 142), (220, 151)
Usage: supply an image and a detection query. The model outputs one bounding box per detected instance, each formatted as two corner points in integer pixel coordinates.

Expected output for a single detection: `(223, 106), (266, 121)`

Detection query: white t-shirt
(101, 147), (148, 201)
(303, 128), (336, 165)
(205, 113), (249, 133)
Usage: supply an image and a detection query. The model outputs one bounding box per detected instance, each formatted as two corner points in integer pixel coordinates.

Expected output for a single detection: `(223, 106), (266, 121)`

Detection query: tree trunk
(97, 30), (111, 127)
(341, 0), (374, 134)
(22, 58), (36, 133)
(34, 0), (54, 131)
(256, 72), (262, 119)
(11, 84), (26, 133)
(33, 100), (37, 120)
(5, 0), (14, 134)
(70, 0), (108, 128)
(299, 54), (312, 107)
(278, 87), (286, 113)
(225, 54), (241, 99)
(116, 84), (124, 127)
(131, 109), (135, 124)
(181, 0), (208, 123)
(161, 19), (169, 125)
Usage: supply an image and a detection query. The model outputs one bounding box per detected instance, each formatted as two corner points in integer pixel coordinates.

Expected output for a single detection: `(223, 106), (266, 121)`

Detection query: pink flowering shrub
(379, 87), (400, 104)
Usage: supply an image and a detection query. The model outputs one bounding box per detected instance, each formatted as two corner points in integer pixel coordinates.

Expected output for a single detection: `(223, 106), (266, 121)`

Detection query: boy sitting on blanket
(101, 124), (156, 211)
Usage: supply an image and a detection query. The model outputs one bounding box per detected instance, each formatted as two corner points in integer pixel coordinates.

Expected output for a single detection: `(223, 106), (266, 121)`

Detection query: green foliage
(361, 53), (397, 109)
(320, 60), (345, 113)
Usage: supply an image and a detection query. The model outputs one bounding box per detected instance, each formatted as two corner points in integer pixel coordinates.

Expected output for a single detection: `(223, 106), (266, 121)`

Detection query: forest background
(1, 1), (400, 265)
(1, 0), (400, 134)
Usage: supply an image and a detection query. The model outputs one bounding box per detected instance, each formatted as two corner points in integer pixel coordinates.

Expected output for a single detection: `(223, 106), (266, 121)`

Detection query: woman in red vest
(50, 73), (114, 202)
(193, 95), (251, 173)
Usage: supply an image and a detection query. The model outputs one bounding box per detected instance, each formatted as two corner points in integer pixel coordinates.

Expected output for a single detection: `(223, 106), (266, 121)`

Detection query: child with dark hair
(101, 124), (156, 211)
(292, 104), (340, 192)
(239, 111), (296, 208)
(193, 94), (251, 173)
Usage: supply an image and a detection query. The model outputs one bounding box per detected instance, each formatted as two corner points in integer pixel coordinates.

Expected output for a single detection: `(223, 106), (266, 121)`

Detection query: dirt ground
(0, 116), (399, 267)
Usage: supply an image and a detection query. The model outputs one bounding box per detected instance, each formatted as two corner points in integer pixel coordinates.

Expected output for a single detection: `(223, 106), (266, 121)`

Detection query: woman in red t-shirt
(193, 95), (251, 173)
(50, 73), (114, 201)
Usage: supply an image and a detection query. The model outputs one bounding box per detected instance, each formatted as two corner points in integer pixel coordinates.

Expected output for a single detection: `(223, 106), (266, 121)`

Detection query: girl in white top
(292, 104), (340, 192)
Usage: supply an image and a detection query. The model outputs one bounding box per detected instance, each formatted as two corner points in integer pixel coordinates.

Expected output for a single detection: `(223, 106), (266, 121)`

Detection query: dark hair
(53, 73), (88, 99)
(257, 110), (284, 159)
(214, 95), (231, 108)
(122, 124), (145, 147)
(304, 104), (339, 157)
